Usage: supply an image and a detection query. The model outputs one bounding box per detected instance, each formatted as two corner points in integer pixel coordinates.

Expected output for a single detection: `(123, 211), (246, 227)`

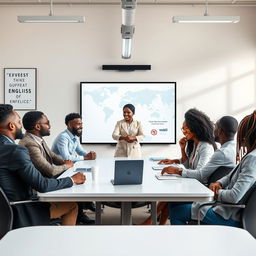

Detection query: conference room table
(38, 158), (214, 225)
(1, 226), (255, 256)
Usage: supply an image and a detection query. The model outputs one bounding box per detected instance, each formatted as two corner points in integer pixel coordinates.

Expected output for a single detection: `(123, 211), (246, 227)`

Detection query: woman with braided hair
(169, 110), (256, 226)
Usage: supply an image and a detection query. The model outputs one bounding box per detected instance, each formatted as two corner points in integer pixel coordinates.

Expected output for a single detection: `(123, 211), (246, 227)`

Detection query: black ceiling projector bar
(102, 65), (151, 71)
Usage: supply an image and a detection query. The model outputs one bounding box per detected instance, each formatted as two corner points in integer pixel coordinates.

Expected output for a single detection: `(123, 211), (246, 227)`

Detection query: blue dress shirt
(51, 129), (87, 162)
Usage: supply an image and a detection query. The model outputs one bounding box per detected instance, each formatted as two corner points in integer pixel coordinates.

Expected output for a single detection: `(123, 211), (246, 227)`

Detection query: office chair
(0, 187), (13, 239)
(0, 187), (40, 239)
(242, 187), (256, 238)
(197, 183), (256, 238)
(187, 166), (234, 226)
(207, 166), (234, 185)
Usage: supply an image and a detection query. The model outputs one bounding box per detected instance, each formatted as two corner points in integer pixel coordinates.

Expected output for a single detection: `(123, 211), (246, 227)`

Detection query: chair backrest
(0, 187), (13, 239)
(207, 166), (234, 185)
(242, 184), (256, 238)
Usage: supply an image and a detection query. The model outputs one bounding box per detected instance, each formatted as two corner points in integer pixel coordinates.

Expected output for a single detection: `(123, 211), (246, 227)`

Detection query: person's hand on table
(84, 151), (97, 160)
(71, 172), (86, 184)
(209, 182), (222, 200)
(64, 160), (74, 168)
(161, 166), (181, 176)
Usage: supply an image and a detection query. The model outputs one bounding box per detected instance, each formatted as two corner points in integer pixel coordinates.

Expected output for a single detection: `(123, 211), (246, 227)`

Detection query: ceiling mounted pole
(121, 0), (137, 59)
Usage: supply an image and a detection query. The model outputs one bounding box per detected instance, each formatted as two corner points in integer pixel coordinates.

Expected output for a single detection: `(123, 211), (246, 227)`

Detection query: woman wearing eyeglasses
(139, 108), (216, 225)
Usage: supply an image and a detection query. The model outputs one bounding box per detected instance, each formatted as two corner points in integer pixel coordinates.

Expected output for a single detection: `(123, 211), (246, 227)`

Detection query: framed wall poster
(4, 68), (37, 110)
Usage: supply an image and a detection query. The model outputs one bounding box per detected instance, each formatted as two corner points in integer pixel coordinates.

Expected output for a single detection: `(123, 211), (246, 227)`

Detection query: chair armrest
(9, 195), (39, 206)
(197, 202), (245, 225)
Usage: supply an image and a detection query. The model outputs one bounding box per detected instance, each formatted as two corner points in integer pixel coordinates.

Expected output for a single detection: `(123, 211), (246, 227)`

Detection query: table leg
(95, 202), (102, 225)
(121, 202), (132, 225)
(151, 202), (157, 225)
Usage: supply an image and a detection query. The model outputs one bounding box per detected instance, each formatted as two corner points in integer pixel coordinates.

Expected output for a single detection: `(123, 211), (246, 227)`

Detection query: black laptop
(111, 160), (144, 185)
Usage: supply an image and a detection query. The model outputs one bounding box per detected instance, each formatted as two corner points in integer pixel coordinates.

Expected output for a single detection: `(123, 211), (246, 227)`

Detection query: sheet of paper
(149, 157), (168, 161)
(155, 174), (178, 180)
(152, 164), (177, 170)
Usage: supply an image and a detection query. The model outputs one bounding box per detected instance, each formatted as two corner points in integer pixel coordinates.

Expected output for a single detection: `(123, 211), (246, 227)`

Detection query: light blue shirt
(51, 129), (87, 162)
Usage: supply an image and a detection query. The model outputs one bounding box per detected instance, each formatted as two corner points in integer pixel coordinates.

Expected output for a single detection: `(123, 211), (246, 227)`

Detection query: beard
(72, 127), (82, 137)
(39, 128), (50, 137)
(15, 127), (24, 140)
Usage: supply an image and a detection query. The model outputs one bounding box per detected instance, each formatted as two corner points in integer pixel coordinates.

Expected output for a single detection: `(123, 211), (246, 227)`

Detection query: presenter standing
(112, 104), (144, 158)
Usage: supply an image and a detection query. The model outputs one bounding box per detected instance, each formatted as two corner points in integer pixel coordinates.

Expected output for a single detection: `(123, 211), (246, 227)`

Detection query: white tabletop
(38, 158), (213, 202)
(0, 226), (255, 256)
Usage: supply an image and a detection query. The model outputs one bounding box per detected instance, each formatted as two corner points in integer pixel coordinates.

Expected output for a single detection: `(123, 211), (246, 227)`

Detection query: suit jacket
(112, 119), (145, 158)
(0, 134), (73, 228)
(192, 149), (256, 222)
(183, 141), (214, 171)
(182, 140), (236, 183)
(19, 132), (68, 178)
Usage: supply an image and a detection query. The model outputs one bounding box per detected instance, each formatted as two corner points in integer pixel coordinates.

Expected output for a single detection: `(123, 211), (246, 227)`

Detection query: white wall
(0, 5), (256, 158)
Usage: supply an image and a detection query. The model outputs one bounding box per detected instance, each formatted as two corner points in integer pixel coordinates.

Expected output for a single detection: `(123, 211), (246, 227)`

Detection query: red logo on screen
(151, 129), (157, 136)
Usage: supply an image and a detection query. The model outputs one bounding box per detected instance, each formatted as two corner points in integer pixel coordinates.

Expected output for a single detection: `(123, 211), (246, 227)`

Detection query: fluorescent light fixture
(122, 39), (132, 59)
(17, 0), (85, 23)
(172, 16), (240, 24)
(18, 16), (85, 23)
(172, 0), (240, 24)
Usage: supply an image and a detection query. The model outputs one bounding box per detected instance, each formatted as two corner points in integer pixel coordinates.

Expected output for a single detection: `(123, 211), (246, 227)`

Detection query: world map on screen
(81, 83), (176, 143)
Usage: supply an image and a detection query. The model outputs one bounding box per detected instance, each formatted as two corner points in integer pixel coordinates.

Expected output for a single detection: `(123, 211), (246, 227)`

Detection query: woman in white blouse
(112, 104), (144, 158)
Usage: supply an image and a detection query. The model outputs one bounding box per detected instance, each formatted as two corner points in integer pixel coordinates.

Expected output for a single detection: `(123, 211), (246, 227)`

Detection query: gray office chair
(197, 183), (256, 238)
(0, 187), (40, 239)
(242, 187), (256, 238)
(207, 166), (234, 185)
(187, 166), (234, 226)
(0, 187), (13, 239)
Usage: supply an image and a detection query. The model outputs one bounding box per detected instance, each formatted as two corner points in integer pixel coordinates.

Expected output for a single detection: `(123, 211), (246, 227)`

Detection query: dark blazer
(0, 134), (73, 229)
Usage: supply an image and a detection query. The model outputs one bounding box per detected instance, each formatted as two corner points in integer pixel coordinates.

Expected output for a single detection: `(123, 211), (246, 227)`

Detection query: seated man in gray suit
(0, 104), (85, 228)
(169, 111), (256, 226)
(161, 116), (239, 183)
(19, 111), (94, 225)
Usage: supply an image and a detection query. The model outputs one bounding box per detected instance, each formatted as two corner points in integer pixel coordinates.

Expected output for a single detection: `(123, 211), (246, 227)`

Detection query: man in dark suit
(0, 104), (85, 228)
